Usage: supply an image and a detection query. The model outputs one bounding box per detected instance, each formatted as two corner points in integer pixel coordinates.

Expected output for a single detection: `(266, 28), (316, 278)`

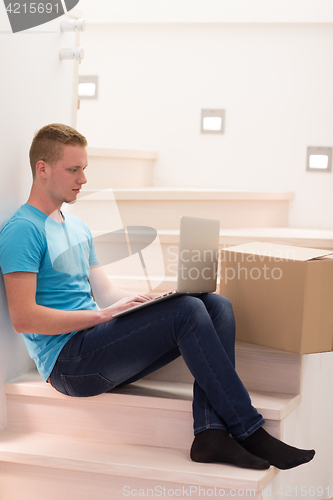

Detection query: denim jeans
(50, 294), (265, 441)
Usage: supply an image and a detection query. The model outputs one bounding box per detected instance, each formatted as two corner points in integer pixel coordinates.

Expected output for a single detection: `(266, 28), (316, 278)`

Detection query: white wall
(78, 0), (333, 24)
(0, 7), (80, 429)
(77, 22), (333, 229)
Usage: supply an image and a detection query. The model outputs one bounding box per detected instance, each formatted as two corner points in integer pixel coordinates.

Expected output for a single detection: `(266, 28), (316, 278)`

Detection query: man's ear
(35, 160), (48, 179)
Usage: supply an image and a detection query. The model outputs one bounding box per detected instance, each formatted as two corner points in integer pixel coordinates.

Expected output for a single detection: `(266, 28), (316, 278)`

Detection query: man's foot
(239, 427), (315, 470)
(190, 429), (270, 470)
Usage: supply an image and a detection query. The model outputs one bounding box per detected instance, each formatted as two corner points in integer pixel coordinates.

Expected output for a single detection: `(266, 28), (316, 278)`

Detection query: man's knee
(177, 294), (203, 308)
(201, 293), (233, 311)
(172, 294), (234, 320)
(219, 295), (233, 311)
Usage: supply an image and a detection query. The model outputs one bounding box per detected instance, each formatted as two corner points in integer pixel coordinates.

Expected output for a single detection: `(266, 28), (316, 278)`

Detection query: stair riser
(143, 342), (302, 396)
(6, 395), (281, 447)
(6, 395), (194, 450)
(94, 236), (333, 277)
(0, 463), (263, 500)
(93, 238), (178, 278)
(71, 199), (290, 231)
(86, 157), (155, 189)
(94, 238), (226, 278)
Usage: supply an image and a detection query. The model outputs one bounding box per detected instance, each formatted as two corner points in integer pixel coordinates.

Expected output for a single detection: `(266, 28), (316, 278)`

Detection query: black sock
(239, 427), (315, 470)
(190, 429), (270, 470)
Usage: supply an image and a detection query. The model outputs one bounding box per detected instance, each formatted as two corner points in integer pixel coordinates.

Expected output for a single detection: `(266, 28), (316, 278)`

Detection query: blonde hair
(29, 123), (87, 178)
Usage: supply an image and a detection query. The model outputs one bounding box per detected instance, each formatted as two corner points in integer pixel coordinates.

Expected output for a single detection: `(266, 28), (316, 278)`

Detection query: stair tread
(0, 430), (276, 489)
(90, 227), (333, 248)
(5, 371), (300, 421)
(78, 187), (294, 201)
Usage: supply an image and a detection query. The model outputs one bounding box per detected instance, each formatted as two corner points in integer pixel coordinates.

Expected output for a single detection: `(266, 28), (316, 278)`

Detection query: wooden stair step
(71, 188), (293, 230)
(0, 430), (276, 500)
(140, 340), (301, 397)
(235, 341), (302, 395)
(90, 227), (333, 278)
(92, 226), (333, 250)
(216, 227), (333, 250)
(114, 379), (301, 423)
(5, 372), (300, 446)
(5, 372), (300, 421)
(86, 147), (158, 189)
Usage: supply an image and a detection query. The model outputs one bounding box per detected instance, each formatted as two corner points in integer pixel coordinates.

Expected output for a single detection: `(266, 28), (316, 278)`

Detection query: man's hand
(99, 294), (151, 321)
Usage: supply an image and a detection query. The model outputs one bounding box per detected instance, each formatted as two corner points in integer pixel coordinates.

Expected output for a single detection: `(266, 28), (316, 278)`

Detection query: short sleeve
(88, 230), (99, 267)
(0, 219), (45, 275)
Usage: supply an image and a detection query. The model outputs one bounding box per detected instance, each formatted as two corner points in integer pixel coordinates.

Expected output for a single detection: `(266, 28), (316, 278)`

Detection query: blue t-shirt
(0, 204), (99, 381)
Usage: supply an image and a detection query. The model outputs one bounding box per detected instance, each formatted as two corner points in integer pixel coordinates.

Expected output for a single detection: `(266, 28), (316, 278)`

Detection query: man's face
(45, 144), (88, 204)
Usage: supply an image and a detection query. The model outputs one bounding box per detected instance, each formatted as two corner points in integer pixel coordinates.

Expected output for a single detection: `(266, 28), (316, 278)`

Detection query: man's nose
(79, 170), (87, 185)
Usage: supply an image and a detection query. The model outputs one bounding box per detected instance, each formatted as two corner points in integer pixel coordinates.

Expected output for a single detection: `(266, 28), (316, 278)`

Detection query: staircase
(0, 148), (332, 499)
(0, 342), (301, 500)
(1, 345), (332, 500)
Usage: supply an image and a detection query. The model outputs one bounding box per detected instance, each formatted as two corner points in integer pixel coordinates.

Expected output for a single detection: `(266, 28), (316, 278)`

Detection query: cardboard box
(219, 242), (333, 354)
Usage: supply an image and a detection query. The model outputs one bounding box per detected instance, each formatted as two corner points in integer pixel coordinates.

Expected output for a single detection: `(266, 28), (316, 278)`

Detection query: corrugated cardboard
(219, 242), (333, 354)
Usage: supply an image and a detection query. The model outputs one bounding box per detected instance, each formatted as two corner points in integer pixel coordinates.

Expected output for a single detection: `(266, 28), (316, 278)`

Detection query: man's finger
(133, 294), (151, 302)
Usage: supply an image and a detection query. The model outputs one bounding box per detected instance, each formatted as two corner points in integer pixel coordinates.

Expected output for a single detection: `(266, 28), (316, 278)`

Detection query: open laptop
(112, 215), (220, 318)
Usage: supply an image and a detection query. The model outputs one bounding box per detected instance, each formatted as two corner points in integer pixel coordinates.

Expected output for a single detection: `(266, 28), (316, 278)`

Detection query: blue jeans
(50, 294), (265, 441)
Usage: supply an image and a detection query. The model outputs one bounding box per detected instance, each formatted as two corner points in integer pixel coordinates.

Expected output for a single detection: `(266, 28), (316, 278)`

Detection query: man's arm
(89, 265), (160, 308)
(4, 271), (151, 335)
(88, 264), (134, 308)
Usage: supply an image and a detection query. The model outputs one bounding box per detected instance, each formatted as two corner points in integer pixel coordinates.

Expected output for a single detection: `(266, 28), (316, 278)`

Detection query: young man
(0, 123), (315, 471)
